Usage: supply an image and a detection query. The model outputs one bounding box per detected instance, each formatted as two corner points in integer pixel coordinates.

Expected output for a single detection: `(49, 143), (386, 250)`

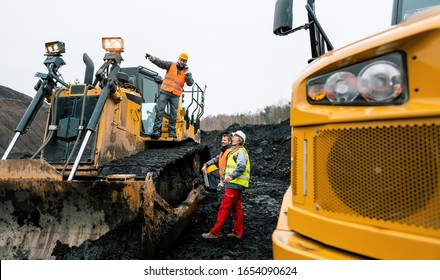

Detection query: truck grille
(312, 119), (440, 230)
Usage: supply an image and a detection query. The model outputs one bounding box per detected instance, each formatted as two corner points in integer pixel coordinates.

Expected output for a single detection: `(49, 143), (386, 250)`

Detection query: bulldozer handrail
(183, 83), (205, 126)
(190, 83), (205, 122)
(196, 85), (206, 121)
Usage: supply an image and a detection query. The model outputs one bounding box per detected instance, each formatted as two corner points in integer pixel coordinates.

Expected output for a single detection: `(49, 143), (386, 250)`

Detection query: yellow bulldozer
(0, 37), (210, 259)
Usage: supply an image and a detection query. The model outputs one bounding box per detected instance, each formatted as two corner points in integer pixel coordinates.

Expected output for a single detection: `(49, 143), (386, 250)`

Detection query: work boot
(202, 232), (220, 239)
(151, 130), (160, 139)
(227, 232), (242, 239)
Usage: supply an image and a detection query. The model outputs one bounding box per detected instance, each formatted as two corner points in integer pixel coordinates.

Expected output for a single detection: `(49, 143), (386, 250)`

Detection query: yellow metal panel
(287, 205), (440, 260)
(272, 186), (362, 260)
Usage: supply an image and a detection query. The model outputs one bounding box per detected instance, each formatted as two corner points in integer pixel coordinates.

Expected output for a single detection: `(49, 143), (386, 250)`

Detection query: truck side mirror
(273, 0), (293, 35)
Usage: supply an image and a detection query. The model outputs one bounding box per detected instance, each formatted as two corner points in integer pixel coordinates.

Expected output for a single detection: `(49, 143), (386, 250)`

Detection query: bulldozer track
(98, 140), (210, 180)
(98, 140), (210, 207)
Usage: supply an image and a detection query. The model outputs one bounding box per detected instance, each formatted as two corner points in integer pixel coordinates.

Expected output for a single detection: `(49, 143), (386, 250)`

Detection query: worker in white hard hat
(145, 52), (193, 139)
(202, 130), (251, 239)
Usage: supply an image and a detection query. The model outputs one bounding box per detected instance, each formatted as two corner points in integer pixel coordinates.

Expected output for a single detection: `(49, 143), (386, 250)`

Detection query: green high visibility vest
(225, 147), (251, 188)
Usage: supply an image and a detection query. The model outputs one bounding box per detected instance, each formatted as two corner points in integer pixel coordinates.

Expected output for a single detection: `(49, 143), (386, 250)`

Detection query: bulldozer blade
(0, 180), (143, 259)
(0, 159), (62, 180)
(0, 177), (204, 259)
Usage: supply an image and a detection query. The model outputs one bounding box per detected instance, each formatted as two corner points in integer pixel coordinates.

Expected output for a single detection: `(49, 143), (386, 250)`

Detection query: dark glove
(145, 53), (151, 59)
(185, 69), (191, 76)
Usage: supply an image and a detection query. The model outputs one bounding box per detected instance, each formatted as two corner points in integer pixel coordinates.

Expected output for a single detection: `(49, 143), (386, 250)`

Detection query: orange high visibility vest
(161, 63), (186, 96)
(218, 147), (232, 179)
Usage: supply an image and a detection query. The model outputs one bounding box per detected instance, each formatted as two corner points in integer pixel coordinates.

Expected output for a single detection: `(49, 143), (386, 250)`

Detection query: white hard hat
(232, 130), (246, 144)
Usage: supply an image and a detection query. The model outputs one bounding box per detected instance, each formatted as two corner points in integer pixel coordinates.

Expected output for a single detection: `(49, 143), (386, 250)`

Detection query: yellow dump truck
(272, 0), (440, 259)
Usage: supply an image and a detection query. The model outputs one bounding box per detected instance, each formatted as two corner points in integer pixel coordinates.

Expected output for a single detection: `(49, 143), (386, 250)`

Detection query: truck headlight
(358, 61), (402, 102)
(102, 37), (124, 53)
(307, 52), (407, 105)
(325, 72), (358, 103)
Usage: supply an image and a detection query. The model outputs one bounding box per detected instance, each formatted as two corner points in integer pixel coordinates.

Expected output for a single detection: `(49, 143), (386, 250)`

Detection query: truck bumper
(272, 186), (363, 260)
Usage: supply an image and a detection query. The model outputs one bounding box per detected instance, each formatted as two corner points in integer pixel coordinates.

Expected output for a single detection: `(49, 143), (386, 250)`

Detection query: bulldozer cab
(118, 66), (161, 135)
(119, 66), (205, 137)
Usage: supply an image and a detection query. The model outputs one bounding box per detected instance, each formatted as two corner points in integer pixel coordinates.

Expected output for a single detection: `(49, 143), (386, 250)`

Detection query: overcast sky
(0, 0), (392, 117)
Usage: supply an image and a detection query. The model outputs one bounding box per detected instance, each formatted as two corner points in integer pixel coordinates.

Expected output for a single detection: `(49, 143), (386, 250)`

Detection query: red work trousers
(210, 188), (244, 237)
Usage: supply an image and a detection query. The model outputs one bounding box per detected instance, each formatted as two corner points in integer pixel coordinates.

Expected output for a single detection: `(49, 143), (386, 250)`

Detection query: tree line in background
(200, 100), (290, 131)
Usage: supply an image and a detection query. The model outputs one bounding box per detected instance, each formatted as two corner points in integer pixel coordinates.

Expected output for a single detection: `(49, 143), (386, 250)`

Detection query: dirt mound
(0, 85), (48, 158)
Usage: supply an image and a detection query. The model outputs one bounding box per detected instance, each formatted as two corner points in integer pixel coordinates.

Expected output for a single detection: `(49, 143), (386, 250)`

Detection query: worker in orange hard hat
(145, 52), (194, 139)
